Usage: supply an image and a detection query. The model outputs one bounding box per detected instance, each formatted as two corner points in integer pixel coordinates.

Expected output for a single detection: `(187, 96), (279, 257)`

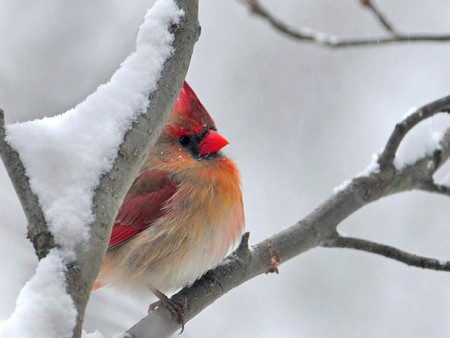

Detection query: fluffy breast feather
(96, 157), (244, 293)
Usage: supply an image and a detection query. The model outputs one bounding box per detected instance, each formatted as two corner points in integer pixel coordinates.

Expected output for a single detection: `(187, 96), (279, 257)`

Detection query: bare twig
(238, 0), (450, 48)
(322, 234), (450, 271)
(360, 0), (399, 35)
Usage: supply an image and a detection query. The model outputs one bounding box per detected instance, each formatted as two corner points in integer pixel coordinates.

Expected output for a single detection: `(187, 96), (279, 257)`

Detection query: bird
(93, 82), (244, 324)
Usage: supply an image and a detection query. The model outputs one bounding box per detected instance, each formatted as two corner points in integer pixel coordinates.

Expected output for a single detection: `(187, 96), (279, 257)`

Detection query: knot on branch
(265, 244), (280, 274)
(27, 229), (55, 260)
(169, 23), (181, 34)
(357, 179), (371, 201)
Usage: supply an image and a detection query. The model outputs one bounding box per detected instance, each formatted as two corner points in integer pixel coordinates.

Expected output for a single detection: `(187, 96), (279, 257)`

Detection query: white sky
(1, 1), (450, 337)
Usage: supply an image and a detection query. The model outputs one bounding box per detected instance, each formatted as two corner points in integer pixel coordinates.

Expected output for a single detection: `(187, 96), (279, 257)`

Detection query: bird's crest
(167, 82), (216, 138)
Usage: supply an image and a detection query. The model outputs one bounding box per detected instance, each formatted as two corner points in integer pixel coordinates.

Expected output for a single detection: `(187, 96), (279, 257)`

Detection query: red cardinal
(94, 82), (244, 310)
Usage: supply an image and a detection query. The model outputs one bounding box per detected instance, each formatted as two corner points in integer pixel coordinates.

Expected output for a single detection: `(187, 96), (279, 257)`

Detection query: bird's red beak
(199, 130), (229, 156)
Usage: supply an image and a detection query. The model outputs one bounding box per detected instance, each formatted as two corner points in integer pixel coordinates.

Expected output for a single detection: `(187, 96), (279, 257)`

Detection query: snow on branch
(126, 94), (450, 338)
(237, 0), (450, 47)
(0, 0), (199, 337)
(378, 98), (450, 169)
(0, 110), (51, 260)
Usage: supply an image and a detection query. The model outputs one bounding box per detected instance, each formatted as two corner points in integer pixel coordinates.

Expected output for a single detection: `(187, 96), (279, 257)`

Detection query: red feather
(109, 170), (177, 248)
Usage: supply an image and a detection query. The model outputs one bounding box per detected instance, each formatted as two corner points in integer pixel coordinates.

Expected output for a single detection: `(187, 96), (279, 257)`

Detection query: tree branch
(322, 234), (450, 271)
(67, 1), (200, 336)
(238, 0), (450, 47)
(359, 0), (399, 35)
(3, 1), (450, 336)
(0, 1), (199, 337)
(378, 100), (450, 169)
(419, 181), (450, 197)
(0, 109), (53, 260)
(124, 92), (450, 337)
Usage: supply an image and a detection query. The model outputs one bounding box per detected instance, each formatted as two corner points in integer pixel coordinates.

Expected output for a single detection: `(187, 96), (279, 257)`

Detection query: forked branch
(126, 94), (450, 337)
(238, 0), (450, 47)
(359, 0), (398, 35)
(0, 1), (200, 337)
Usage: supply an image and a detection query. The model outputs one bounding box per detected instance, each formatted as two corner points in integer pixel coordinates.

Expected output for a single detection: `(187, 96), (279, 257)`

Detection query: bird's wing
(108, 169), (178, 249)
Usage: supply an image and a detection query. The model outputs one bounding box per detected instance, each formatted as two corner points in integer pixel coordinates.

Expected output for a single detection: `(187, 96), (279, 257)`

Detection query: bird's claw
(149, 289), (187, 333)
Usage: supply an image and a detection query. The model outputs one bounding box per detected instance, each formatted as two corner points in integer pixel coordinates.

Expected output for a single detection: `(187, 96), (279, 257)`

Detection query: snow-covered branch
(127, 94), (450, 338)
(378, 97), (450, 169)
(0, 0), (199, 337)
(0, 109), (51, 260)
(237, 0), (450, 47)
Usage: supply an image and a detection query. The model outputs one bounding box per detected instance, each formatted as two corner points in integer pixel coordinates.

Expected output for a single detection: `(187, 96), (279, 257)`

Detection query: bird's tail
(91, 282), (105, 291)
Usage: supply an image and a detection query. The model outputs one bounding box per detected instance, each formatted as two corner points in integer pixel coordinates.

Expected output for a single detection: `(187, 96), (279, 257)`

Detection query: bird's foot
(149, 288), (187, 333)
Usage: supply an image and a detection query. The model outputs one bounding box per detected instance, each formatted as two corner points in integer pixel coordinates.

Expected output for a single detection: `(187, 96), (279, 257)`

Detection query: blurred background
(1, 1), (450, 337)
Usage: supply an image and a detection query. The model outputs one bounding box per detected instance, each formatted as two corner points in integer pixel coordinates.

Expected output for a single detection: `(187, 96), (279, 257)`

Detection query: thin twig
(322, 235), (450, 271)
(360, 0), (399, 35)
(377, 101), (450, 169)
(419, 181), (450, 197)
(239, 0), (450, 48)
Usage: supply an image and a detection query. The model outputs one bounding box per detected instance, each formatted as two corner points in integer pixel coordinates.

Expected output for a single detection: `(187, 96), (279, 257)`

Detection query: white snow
(334, 112), (450, 193)
(394, 115), (447, 170)
(0, 0), (183, 337)
(402, 106), (418, 120)
(300, 27), (338, 44)
(333, 153), (380, 193)
(333, 178), (352, 194)
(82, 330), (105, 338)
(438, 259), (448, 266)
(0, 250), (76, 338)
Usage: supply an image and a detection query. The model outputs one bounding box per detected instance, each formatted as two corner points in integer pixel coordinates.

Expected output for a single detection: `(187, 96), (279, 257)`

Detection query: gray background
(1, 1), (450, 337)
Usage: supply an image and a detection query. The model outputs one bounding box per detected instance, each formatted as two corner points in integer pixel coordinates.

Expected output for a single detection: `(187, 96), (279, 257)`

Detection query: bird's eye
(179, 135), (191, 146)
